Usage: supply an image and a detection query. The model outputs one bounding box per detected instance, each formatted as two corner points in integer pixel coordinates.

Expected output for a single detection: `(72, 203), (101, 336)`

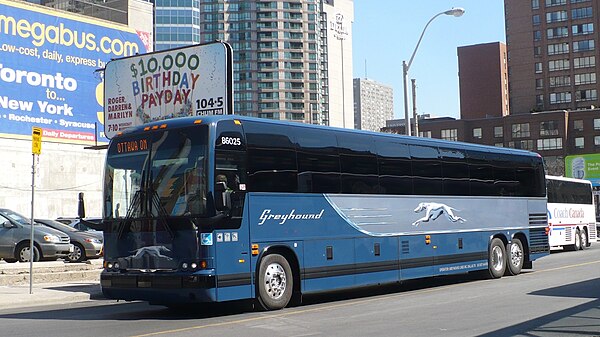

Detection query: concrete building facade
(353, 78), (394, 132)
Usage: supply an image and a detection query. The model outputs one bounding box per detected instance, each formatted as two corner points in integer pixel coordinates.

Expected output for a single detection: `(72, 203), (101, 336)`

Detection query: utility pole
(412, 78), (419, 136)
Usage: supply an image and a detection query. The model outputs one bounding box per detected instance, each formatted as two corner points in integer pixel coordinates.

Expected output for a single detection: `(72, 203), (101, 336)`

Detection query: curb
(0, 282), (104, 311)
(0, 259), (103, 286)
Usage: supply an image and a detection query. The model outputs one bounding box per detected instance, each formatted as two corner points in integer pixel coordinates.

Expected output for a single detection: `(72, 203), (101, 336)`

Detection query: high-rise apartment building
(154, 0), (354, 127)
(457, 42), (509, 119)
(505, 0), (600, 113)
(353, 78), (393, 131)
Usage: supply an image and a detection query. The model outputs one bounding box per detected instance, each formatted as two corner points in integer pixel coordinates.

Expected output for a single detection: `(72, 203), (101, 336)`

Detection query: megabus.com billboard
(0, 0), (150, 144)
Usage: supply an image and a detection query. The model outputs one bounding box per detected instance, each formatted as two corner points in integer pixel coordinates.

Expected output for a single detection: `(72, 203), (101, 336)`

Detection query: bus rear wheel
(580, 229), (588, 250)
(568, 229), (582, 251)
(488, 238), (506, 279)
(505, 238), (524, 276)
(257, 254), (293, 311)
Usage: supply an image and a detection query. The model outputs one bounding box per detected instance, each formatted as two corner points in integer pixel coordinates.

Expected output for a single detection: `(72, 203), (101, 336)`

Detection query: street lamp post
(402, 7), (465, 136)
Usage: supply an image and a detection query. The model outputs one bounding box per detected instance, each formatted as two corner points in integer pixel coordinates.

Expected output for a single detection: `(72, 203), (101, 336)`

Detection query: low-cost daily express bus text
(546, 175), (597, 250)
(98, 115), (550, 310)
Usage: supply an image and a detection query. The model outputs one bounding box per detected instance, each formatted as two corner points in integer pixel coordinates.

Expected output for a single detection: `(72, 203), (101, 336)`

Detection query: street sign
(32, 127), (42, 155)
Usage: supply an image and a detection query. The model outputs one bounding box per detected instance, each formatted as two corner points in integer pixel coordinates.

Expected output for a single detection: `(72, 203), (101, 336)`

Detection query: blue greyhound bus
(98, 115), (549, 310)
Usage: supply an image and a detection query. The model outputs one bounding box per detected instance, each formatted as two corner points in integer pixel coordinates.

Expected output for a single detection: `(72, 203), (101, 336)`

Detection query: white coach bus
(546, 175), (597, 250)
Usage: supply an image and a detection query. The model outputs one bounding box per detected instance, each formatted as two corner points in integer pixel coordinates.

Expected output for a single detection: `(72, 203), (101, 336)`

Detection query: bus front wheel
(505, 238), (524, 276)
(257, 254), (293, 311)
(488, 238), (506, 279)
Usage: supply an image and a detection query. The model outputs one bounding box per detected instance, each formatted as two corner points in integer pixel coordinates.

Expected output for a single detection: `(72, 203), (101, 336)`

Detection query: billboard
(0, 0), (150, 144)
(103, 42), (233, 138)
(565, 154), (600, 186)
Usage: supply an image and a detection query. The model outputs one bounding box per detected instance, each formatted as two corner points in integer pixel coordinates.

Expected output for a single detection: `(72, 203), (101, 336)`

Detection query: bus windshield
(104, 126), (209, 220)
(102, 126), (209, 269)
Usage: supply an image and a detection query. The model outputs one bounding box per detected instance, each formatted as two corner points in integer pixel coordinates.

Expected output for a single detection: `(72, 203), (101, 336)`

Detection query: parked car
(35, 219), (103, 263)
(0, 208), (72, 262)
(56, 217), (102, 234)
(55, 217), (79, 226)
(71, 218), (102, 234)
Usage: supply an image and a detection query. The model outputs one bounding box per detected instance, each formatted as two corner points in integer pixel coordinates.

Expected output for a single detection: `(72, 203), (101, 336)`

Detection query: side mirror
(1, 220), (15, 228)
(215, 182), (232, 212)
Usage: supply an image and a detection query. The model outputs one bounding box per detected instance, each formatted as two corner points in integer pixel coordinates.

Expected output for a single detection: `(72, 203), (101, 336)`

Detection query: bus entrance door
(214, 226), (252, 301)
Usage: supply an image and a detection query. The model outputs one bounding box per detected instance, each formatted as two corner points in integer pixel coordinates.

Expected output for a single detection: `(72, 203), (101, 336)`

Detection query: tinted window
(439, 147), (469, 195)
(337, 132), (379, 194)
(515, 155), (546, 197)
(295, 127), (340, 193)
(547, 179), (592, 204)
(244, 121), (298, 192)
(376, 140), (413, 194)
(410, 145), (442, 195)
(216, 120), (245, 151)
(467, 150), (495, 196)
(490, 153), (519, 196)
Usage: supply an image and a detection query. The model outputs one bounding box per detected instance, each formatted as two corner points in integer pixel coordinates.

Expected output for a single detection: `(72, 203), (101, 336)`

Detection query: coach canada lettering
(258, 209), (324, 225)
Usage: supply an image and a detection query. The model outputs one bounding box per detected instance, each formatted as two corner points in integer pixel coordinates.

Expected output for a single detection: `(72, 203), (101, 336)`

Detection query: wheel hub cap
(264, 263), (286, 300)
(492, 246), (504, 271)
(510, 243), (522, 266)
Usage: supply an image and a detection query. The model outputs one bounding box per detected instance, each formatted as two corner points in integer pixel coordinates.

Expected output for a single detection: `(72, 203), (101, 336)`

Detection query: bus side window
(296, 128), (340, 193)
(244, 122), (297, 192)
(376, 141), (413, 195)
(439, 147), (469, 196)
(337, 132), (378, 194)
(215, 150), (246, 217)
(411, 145), (442, 195)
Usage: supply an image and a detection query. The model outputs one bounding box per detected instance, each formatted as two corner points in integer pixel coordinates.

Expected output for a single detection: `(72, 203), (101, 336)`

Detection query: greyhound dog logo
(412, 202), (466, 227)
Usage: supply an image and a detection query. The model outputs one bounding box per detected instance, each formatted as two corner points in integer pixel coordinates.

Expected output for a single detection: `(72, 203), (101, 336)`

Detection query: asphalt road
(1, 245), (599, 337)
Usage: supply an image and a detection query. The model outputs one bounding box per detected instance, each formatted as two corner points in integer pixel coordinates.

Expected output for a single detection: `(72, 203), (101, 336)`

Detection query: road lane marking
(131, 259), (600, 337)
(528, 260), (600, 275)
(130, 283), (462, 337)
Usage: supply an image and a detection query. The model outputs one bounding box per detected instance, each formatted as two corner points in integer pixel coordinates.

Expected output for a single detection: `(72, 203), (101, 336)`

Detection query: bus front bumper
(100, 270), (217, 304)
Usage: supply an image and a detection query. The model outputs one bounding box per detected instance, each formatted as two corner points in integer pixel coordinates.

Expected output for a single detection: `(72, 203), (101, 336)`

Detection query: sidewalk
(0, 281), (104, 310)
(0, 259), (104, 310)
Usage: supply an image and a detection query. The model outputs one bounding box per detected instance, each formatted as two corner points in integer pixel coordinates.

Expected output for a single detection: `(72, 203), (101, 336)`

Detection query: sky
(352, 0), (506, 120)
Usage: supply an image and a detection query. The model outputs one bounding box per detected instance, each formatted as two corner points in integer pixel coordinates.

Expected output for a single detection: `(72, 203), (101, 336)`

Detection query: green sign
(565, 154), (600, 186)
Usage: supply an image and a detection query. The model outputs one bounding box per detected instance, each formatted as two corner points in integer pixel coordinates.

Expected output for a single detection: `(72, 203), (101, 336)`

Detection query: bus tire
(573, 229), (582, 251)
(505, 238), (524, 276)
(488, 238), (506, 279)
(257, 254), (293, 311)
(579, 229), (588, 250)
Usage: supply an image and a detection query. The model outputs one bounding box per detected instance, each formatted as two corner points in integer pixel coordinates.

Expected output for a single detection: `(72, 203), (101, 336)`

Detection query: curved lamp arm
(406, 8), (465, 71)
(402, 7), (464, 137)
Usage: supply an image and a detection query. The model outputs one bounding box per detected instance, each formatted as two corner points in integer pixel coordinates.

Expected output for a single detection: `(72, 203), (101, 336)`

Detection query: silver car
(0, 208), (72, 262)
(35, 219), (103, 263)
